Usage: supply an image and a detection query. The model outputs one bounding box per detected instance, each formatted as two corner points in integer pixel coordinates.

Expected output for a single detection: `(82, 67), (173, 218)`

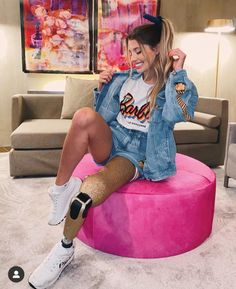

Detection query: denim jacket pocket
(98, 105), (119, 124)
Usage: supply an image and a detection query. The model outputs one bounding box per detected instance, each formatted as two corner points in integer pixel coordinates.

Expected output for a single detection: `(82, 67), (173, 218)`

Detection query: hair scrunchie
(143, 13), (163, 32)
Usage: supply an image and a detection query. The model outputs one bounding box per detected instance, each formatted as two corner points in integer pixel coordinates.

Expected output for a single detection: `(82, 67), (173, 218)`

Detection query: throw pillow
(61, 77), (98, 119)
(192, 111), (221, 128)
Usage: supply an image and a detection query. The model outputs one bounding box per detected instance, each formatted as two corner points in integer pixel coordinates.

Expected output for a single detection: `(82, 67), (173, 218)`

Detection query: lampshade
(205, 19), (235, 33)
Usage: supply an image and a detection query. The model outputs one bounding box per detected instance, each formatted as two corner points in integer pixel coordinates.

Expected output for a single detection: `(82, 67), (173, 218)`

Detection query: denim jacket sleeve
(93, 84), (111, 111)
(162, 69), (198, 125)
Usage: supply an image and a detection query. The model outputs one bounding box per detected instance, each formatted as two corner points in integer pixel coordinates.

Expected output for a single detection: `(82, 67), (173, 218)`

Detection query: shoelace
(42, 247), (71, 273)
(51, 194), (59, 215)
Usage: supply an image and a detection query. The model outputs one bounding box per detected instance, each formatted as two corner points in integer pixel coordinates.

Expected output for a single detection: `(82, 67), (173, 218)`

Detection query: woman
(29, 14), (198, 289)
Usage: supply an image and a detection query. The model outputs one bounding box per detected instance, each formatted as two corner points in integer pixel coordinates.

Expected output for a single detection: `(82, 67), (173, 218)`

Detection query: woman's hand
(168, 48), (186, 71)
(98, 69), (115, 91)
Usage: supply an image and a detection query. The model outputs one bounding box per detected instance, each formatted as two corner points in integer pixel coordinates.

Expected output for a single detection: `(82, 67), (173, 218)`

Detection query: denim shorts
(97, 120), (147, 180)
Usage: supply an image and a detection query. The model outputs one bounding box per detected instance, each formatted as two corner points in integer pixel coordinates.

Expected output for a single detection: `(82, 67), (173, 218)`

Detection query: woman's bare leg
(56, 107), (112, 185)
(63, 156), (135, 240)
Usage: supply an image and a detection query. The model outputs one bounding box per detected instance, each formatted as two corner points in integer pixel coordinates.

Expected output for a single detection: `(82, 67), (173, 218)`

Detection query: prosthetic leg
(63, 156), (135, 240)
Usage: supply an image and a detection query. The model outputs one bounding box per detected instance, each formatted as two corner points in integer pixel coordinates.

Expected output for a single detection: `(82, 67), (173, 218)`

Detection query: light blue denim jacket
(93, 69), (198, 181)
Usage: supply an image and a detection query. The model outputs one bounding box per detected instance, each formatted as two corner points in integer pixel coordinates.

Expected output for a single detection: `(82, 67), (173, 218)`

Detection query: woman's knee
(72, 107), (97, 129)
(80, 174), (109, 207)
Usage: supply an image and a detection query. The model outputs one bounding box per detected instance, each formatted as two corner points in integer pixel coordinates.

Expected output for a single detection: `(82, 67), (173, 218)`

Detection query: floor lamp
(205, 19), (235, 98)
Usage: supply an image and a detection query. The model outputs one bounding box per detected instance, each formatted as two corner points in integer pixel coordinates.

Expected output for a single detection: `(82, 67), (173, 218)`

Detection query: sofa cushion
(11, 119), (71, 149)
(61, 77), (98, 119)
(192, 111), (221, 128)
(174, 122), (218, 144)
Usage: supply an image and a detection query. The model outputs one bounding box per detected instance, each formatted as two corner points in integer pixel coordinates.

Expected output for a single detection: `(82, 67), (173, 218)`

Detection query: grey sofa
(9, 94), (228, 177)
(224, 122), (236, 187)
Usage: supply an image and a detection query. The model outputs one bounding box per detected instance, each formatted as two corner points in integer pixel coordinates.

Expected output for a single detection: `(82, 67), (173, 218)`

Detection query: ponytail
(149, 18), (174, 111)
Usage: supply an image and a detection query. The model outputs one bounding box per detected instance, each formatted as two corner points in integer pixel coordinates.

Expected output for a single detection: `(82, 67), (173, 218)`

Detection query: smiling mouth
(132, 62), (143, 69)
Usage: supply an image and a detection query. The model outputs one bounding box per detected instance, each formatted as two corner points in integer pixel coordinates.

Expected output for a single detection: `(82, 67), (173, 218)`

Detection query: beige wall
(0, 0), (236, 146)
(161, 0), (236, 32)
(0, 0), (27, 146)
(218, 34), (236, 121)
(161, 0), (236, 121)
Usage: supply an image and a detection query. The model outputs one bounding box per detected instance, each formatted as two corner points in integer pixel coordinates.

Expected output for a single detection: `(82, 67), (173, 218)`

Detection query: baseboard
(0, 147), (11, 153)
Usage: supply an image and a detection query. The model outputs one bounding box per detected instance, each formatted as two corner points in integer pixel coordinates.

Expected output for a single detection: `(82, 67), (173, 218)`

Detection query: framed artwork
(20, 0), (93, 73)
(94, 0), (161, 72)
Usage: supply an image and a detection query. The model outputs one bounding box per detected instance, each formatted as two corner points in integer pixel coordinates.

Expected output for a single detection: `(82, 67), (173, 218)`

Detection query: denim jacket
(93, 70), (198, 181)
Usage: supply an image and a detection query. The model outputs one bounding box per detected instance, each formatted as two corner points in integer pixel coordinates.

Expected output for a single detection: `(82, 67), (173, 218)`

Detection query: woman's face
(128, 39), (158, 77)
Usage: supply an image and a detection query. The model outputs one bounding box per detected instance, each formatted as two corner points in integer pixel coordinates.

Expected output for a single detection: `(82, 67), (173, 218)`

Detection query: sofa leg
(224, 175), (229, 188)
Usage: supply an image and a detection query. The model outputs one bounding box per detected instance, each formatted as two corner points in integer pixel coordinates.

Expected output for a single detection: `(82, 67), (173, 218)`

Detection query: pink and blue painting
(95, 0), (160, 72)
(20, 0), (92, 73)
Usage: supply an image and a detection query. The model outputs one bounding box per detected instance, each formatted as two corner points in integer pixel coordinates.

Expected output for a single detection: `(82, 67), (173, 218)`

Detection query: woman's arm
(162, 49), (198, 124)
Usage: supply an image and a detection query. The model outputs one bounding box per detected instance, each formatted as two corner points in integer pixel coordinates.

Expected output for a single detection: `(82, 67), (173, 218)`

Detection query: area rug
(0, 152), (236, 289)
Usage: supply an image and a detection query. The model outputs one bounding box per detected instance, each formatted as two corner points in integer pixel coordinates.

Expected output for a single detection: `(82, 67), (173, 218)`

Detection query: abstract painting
(20, 0), (92, 73)
(94, 0), (160, 72)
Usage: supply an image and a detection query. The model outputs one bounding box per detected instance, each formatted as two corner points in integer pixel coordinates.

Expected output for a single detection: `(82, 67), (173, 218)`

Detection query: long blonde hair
(127, 18), (174, 111)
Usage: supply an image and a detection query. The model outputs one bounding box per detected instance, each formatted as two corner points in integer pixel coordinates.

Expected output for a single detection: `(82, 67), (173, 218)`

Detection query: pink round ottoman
(73, 153), (216, 258)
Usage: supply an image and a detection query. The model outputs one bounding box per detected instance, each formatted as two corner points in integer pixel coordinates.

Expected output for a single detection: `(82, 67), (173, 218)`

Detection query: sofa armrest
(196, 96), (228, 163)
(11, 94), (64, 131)
(195, 96), (228, 117)
(12, 94), (24, 132)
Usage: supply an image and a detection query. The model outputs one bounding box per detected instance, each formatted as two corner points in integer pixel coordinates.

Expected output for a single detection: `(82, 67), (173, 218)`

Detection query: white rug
(0, 152), (236, 289)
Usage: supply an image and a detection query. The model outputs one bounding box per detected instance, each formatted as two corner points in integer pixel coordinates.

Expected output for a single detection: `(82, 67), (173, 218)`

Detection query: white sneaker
(48, 177), (82, 226)
(28, 241), (74, 289)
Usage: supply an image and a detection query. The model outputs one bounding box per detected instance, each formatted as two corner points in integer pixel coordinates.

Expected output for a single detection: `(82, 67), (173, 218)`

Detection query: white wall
(0, 0), (235, 146)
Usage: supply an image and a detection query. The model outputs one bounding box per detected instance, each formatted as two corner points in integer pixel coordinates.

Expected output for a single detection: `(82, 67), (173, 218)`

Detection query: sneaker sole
(48, 178), (82, 226)
(28, 253), (74, 289)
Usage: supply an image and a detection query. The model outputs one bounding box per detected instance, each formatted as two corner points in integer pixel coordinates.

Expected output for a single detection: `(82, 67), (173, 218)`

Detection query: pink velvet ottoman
(73, 153), (216, 258)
